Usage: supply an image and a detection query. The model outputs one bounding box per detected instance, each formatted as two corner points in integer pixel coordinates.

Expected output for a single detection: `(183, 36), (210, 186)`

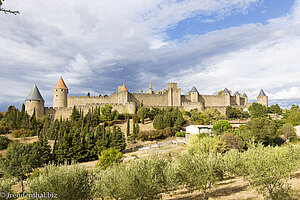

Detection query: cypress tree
(110, 126), (126, 151)
(126, 117), (130, 140)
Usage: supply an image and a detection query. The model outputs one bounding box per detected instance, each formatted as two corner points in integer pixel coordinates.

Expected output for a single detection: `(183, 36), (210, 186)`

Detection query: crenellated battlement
(25, 77), (266, 119)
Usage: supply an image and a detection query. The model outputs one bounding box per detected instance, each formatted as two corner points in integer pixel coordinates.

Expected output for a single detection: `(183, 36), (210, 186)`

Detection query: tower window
(61, 89), (63, 91)
(56, 89), (57, 91)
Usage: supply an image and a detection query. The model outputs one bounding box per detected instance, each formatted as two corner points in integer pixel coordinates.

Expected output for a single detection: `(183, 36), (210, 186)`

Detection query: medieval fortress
(25, 77), (268, 119)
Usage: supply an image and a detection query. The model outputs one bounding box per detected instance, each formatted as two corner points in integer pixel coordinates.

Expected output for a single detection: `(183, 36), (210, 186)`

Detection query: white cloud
(0, 0), (299, 109)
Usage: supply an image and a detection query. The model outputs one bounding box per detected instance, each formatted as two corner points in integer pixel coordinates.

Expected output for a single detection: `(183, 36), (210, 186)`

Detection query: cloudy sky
(0, 0), (300, 110)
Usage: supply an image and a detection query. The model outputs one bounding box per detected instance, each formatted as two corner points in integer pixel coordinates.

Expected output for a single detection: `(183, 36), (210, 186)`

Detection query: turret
(119, 84), (129, 104)
(53, 77), (68, 108)
(222, 87), (231, 106)
(242, 93), (248, 105)
(148, 82), (153, 94)
(25, 84), (45, 118)
(257, 89), (268, 107)
(234, 91), (241, 106)
(189, 86), (199, 102)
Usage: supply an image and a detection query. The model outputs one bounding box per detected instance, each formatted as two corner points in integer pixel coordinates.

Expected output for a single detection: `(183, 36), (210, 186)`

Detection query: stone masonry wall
(129, 93), (168, 107)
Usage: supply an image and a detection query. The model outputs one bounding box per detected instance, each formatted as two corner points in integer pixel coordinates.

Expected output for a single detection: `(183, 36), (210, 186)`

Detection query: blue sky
(0, 0), (300, 111)
(166, 0), (295, 39)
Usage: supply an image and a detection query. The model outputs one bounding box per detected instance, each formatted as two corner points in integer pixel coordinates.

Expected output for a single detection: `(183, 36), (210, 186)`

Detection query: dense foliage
(29, 164), (93, 200)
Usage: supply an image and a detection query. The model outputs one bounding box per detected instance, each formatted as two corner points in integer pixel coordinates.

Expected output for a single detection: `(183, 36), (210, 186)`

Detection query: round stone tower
(222, 87), (231, 106)
(257, 89), (268, 107)
(25, 84), (45, 118)
(53, 77), (68, 108)
(189, 86), (199, 102)
(148, 82), (153, 94)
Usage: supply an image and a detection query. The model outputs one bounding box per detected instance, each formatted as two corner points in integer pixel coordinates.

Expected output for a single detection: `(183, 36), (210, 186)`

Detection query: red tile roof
(54, 77), (68, 90)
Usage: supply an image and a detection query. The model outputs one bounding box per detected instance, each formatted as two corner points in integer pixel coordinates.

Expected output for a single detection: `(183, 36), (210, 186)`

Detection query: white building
(186, 125), (213, 134)
(294, 125), (300, 137)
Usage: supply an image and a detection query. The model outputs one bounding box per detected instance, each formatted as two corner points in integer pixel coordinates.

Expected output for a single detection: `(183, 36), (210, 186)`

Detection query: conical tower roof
(258, 89), (266, 97)
(234, 91), (240, 96)
(54, 77), (68, 90)
(26, 84), (44, 101)
(121, 84), (128, 92)
(242, 93), (247, 97)
(223, 88), (230, 94)
(149, 82), (152, 89)
(190, 86), (199, 93)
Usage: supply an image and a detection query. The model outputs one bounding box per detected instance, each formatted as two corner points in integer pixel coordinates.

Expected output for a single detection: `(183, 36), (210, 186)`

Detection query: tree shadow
(172, 185), (250, 200)
(208, 185), (249, 198)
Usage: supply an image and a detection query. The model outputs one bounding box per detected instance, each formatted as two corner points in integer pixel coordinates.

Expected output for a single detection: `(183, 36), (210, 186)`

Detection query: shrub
(0, 178), (14, 200)
(242, 118), (278, 146)
(279, 123), (296, 140)
(188, 135), (227, 154)
(177, 152), (224, 200)
(242, 145), (300, 200)
(212, 120), (232, 135)
(175, 131), (187, 137)
(29, 164), (93, 200)
(0, 136), (11, 150)
(94, 155), (170, 200)
(138, 130), (167, 141)
(221, 133), (243, 150)
(12, 129), (35, 138)
(0, 126), (9, 134)
(96, 148), (123, 170)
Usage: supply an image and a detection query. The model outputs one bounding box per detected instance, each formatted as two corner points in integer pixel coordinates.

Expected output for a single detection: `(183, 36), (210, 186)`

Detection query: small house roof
(26, 84), (44, 101)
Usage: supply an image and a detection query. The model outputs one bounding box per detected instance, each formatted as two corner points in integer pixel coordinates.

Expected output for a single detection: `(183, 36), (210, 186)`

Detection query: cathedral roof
(223, 88), (230, 94)
(190, 86), (199, 93)
(242, 93), (248, 97)
(234, 91), (240, 96)
(26, 84), (44, 101)
(258, 89), (266, 97)
(54, 77), (68, 90)
(121, 84), (128, 92)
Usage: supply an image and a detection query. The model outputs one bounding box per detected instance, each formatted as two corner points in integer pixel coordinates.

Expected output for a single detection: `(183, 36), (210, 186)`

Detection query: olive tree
(29, 164), (93, 200)
(242, 145), (300, 200)
(177, 153), (224, 200)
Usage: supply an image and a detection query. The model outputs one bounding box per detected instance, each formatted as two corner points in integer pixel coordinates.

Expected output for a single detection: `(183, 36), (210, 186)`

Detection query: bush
(0, 126), (9, 134)
(175, 131), (187, 137)
(241, 145), (300, 200)
(241, 118), (278, 146)
(177, 152), (224, 200)
(188, 135), (227, 154)
(0, 178), (14, 200)
(289, 137), (300, 144)
(94, 155), (170, 200)
(221, 133), (243, 150)
(12, 129), (35, 138)
(138, 130), (167, 141)
(96, 148), (123, 170)
(0, 136), (11, 150)
(212, 120), (232, 135)
(279, 123), (296, 140)
(29, 164), (93, 200)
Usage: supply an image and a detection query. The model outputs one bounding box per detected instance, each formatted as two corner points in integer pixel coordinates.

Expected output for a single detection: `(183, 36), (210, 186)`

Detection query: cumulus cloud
(0, 0), (298, 109)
